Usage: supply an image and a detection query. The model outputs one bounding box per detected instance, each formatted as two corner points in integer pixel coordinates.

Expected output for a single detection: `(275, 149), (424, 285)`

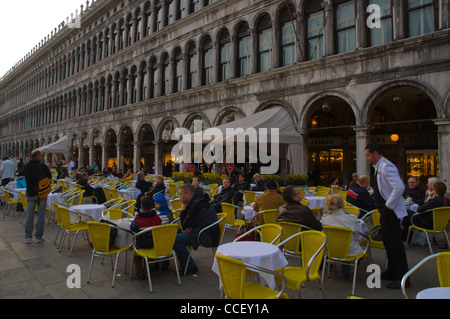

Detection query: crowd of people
(1, 142), (449, 291)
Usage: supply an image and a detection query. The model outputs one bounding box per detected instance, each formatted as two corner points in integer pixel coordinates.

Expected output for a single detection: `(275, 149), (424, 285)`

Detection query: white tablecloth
(47, 193), (62, 212)
(212, 241), (288, 289)
(405, 204), (419, 213)
(70, 204), (106, 223)
(119, 189), (141, 200)
(416, 287), (450, 299)
(304, 196), (326, 209)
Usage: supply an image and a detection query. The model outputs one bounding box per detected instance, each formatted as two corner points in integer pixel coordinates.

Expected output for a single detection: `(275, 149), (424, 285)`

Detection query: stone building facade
(0, 0), (449, 186)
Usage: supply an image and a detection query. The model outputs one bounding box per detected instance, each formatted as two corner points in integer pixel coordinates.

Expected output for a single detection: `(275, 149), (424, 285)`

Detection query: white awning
(37, 136), (71, 159)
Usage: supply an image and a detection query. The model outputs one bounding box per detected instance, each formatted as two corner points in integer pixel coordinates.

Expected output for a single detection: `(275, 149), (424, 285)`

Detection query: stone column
(154, 141), (163, 175)
(117, 144), (124, 170)
(101, 143), (108, 170)
(435, 120), (450, 185)
(393, 0), (406, 41)
(323, 0), (335, 57)
(78, 146), (85, 168)
(133, 142), (141, 173)
(353, 125), (371, 177)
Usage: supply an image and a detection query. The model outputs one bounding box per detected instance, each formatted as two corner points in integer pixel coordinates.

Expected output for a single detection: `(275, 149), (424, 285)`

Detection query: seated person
(146, 175), (166, 198)
(192, 176), (204, 195)
(211, 177), (234, 213)
(233, 173), (250, 206)
(403, 176), (426, 205)
(135, 171), (153, 212)
(77, 172), (107, 204)
(346, 175), (377, 218)
(250, 173), (265, 191)
(253, 180), (285, 225)
(130, 195), (162, 279)
(278, 185), (322, 231)
(123, 168), (135, 181)
(424, 177), (440, 203)
(403, 182), (450, 238)
(174, 184), (220, 275)
(330, 177), (341, 188)
(322, 194), (367, 278)
(153, 192), (174, 224)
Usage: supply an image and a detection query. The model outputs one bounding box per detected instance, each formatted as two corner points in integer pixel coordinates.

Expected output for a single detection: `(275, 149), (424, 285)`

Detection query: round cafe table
(212, 241), (288, 289)
(70, 204), (106, 223)
(304, 196), (326, 210)
(416, 287), (450, 299)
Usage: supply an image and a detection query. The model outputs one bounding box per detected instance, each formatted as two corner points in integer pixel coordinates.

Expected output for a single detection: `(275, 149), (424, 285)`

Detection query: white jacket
(373, 157), (407, 220)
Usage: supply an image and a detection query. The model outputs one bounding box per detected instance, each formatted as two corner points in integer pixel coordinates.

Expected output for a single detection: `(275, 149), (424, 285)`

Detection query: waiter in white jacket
(365, 143), (409, 290)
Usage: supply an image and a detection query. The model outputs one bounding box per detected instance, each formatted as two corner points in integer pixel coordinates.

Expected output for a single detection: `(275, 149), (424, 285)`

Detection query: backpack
(37, 165), (51, 199)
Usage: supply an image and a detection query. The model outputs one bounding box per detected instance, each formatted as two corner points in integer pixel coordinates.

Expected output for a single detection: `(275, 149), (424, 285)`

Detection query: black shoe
(387, 279), (410, 289)
(381, 271), (396, 281)
(183, 266), (198, 276)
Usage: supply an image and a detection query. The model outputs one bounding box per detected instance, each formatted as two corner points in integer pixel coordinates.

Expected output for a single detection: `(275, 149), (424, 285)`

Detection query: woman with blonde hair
(425, 177), (440, 203)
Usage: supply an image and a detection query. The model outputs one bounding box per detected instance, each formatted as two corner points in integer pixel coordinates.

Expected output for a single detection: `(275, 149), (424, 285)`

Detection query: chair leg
(53, 226), (62, 246)
(425, 232), (433, 255)
(351, 260), (358, 296)
(58, 232), (67, 252)
(184, 249), (192, 276)
(144, 257), (153, 293)
(87, 250), (95, 283)
(173, 252), (182, 287)
(69, 232), (79, 257)
(112, 252), (121, 287)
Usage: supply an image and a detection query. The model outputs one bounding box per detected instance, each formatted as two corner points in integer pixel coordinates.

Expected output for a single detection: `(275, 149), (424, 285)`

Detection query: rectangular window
(408, 0), (435, 37)
(203, 49), (213, 86)
(369, 0), (393, 46)
(220, 42), (231, 82)
(336, 1), (356, 54)
(307, 11), (324, 60)
(281, 22), (296, 66)
(238, 36), (251, 77)
(258, 28), (272, 72)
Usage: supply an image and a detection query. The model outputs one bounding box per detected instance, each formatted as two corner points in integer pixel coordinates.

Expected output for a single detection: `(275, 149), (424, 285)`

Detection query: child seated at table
(153, 192), (174, 224)
(130, 195), (162, 279)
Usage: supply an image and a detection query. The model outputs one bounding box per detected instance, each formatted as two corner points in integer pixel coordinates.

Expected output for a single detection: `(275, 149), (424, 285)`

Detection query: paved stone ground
(0, 204), (448, 300)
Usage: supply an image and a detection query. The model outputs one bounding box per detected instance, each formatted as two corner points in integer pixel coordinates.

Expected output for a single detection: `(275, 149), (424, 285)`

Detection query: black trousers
(1, 178), (11, 186)
(379, 205), (409, 280)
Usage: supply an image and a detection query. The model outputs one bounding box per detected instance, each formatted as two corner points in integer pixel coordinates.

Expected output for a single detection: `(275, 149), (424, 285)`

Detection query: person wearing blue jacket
(153, 192), (174, 223)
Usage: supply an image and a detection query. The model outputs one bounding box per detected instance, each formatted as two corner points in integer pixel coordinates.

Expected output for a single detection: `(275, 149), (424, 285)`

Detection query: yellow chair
(170, 198), (182, 211)
(131, 224), (181, 293)
(332, 186), (342, 194)
(87, 221), (133, 287)
(66, 190), (85, 207)
(243, 191), (256, 205)
(119, 200), (137, 216)
(210, 184), (219, 197)
(104, 198), (124, 209)
(277, 221), (312, 259)
(102, 208), (131, 220)
(221, 202), (245, 231)
(307, 186), (316, 191)
(315, 190), (330, 197)
(255, 209), (278, 224)
(168, 184), (177, 198)
(215, 253), (289, 299)
(103, 187), (111, 201)
(1, 186), (20, 219)
(344, 205), (360, 217)
(407, 207), (450, 255)
(401, 252), (450, 299)
(359, 209), (386, 268)
(275, 231), (327, 298)
(110, 188), (119, 199)
(52, 202), (65, 246)
(57, 204), (93, 257)
(184, 213), (227, 276)
(18, 191), (29, 224)
(300, 198), (309, 207)
(234, 224), (283, 245)
(323, 225), (370, 296)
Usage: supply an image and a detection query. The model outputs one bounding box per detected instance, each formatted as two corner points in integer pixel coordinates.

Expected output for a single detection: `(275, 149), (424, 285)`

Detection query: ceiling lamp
(393, 93), (403, 105)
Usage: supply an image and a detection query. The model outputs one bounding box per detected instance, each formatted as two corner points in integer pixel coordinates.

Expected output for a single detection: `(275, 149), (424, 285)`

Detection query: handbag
(234, 224), (256, 242)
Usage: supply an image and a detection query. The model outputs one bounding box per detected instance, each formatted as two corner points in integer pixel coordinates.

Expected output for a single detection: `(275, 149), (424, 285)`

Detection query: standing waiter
(365, 143), (409, 289)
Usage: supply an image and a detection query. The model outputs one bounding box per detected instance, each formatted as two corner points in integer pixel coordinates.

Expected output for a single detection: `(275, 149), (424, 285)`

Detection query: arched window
(173, 48), (183, 93)
(279, 4), (296, 67)
(161, 53), (170, 96)
(335, 0), (356, 54)
(306, 0), (324, 60)
(368, 0), (393, 46)
(201, 36), (214, 86)
(218, 29), (231, 82)
(149, 57), (158, 99)
(236, 22), (251, 77)
(155, 0), (163, 32)
(187, 42), (197, 89)
(407, 0), (439, 38)
(256, 14), (273, 73)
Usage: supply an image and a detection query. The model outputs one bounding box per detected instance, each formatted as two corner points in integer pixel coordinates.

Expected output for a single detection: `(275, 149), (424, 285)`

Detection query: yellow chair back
(221, 203), (238, 226)
(262, 209), (278, 224)
(300, 199), (309, 207)
(52, 202), (62, 225)
(103, 187), (111, 201)
(103, 208), (124, 220)
(169, 184), (177, 197)
(345, 205), (360, 217)
(322, 226), (353, 260)
(18, 191), (28, 209)
(260, 224), (283, 245)
(110, 188), (119, 199)
(278, 221), (303, 253)
(300, 231), (327, 273)
(215, 254), (247, 299)
(171, 198), (182, 211)
(152, 224), (179, 257)
(210, 184), (219, 197)
(88, 222), (112, 253)
(437, 252), (450, 287)
(432, 207), (450, 232)
(1, 187), (16, 205)
(244, 191), (256, 204)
